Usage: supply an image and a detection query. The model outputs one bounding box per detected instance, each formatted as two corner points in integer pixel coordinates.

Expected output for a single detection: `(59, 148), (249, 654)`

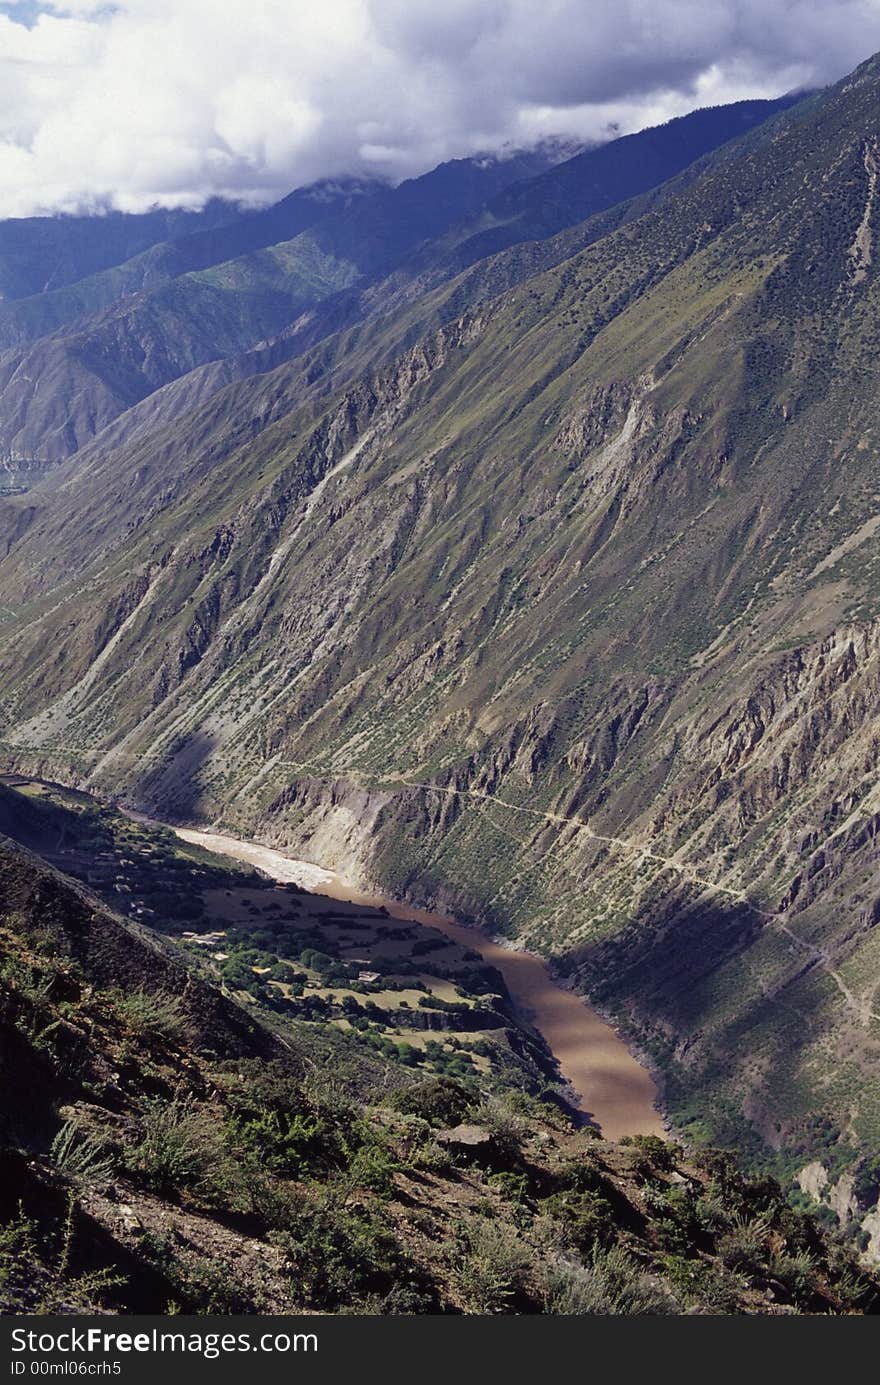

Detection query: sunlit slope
(0, 153), (557, 466)
(0, 106), (794, 470)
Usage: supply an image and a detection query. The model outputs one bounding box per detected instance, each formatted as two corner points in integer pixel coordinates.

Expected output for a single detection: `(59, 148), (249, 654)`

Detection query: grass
(50, 1120), (116, 1187)
(115, 989), (190, 1042)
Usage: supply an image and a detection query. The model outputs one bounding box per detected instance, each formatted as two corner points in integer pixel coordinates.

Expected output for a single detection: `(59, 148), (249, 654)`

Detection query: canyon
(1, 56), (880, 1251)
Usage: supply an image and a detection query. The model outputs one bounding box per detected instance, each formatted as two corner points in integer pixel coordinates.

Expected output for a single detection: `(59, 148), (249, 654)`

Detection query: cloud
(0, 0), (878, 217)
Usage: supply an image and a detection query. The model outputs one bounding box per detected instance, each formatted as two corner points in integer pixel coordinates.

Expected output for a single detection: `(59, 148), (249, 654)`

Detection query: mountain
(0, 199), (244, 305)
(0, 103), (795, 475)
(410, 93), (809, 276)
(0, 179), (383, 354)
(0, 150), (562, 473)
(2, 53), (880, 1255)
(1, 782), (875, 1315)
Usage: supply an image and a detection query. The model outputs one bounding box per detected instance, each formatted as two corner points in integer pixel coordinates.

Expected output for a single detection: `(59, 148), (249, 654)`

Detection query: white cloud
(0, 0), (878, 216)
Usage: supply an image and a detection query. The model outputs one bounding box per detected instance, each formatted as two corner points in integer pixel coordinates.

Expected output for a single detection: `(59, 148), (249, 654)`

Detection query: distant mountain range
(0, 99), (796, 471)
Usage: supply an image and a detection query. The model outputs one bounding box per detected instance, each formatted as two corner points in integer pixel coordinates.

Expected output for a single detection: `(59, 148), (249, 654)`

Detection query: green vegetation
(2, 837), (877, 1315)
(114, 990), (190, 1042)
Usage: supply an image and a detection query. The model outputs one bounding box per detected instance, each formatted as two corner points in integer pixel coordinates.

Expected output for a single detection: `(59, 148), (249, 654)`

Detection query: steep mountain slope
(0, 151), (559, 470)
(134, 99), (810, 458)
(0, 200), (244, 305)
(0, 101), (796, 475)
(409, 94), (807, 277)
(0, 178), (382, 347)
(0, 99), (820, 594)
(2, 52), (880, 1206)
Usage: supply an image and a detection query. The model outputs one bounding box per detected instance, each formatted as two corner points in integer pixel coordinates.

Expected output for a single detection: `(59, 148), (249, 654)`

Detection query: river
(165, 823), (664, 1140)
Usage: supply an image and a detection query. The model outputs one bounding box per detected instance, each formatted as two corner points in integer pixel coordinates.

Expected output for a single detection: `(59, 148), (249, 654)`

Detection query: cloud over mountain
(1, 0), (879, 216)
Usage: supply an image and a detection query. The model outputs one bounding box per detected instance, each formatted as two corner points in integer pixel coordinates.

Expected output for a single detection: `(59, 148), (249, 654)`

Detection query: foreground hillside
(1, 55), (880, 1246)
(1, 829), (876, 1315)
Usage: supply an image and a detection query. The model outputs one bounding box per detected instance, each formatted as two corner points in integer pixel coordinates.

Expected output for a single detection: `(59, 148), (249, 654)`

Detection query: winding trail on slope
(391, 774), (776, 913)
(383, 774), (878, 1023)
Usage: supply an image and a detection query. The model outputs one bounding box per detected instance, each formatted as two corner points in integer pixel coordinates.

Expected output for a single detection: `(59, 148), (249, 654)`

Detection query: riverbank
(149, 819), (664, 1140)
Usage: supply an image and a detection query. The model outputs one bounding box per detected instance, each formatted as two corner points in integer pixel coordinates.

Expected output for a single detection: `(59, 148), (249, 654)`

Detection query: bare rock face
(436, 1124), (495, 1156)
(828, 1174), (861, 1226)
(795, 1159), (880, 1265)
(798, 1162), (829, 1201)
(862, 1208), (880, 1265)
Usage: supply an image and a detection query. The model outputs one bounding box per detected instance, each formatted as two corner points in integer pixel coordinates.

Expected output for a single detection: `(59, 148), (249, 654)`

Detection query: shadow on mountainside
(128, 727), (218, 825)
(563, 885), (866, 1151)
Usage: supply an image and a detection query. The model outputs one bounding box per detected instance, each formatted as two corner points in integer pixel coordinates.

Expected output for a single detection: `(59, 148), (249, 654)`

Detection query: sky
(0, 0), (879, 218)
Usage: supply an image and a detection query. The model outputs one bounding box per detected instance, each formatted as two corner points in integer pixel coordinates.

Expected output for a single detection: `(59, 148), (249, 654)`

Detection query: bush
(629, 1135), (677, 1172)
(487, 1171), (530, 1205)
(473, 1096), (526, 1161)
(660, 1255), (745, 1313)
(0, 1206), (39, 1302)
(717, 1214), (772, 1279)
(543, 1188), (614, 1252)
(556, 1150), (605, 1193)
(50, 1120), (115, 1187)
(0, 1200), (124, 1314)
(139, 1234), (260, 1314)
(115, 989), (189, 1042)
(389, 1077), (472, 1128)
(344, 1143), (399, 1200)
(768, 1249), (817, 1305)
(694, 1182), (733, 1233)
(127, 1098), (224, 1198)
(223, 1062), (350, 1175)
(231, 1107), (327, 1176)
(545, 1244), (677, 1315)
(272, 1200), (408, 1311)
(453, 1222), (534, 1314)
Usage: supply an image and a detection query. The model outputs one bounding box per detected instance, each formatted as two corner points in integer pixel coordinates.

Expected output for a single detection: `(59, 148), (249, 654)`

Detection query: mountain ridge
(0, 99), (798, 470)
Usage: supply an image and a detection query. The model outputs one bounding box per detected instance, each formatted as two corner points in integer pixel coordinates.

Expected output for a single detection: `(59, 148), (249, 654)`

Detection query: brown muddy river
(166, 823), (663, 1140)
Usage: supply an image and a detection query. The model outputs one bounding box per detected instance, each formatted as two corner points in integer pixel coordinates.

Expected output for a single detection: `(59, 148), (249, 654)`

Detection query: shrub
(769, 1249), (818, 1305)
(139, 1235), (260, 1314)
(344, 1143), (399, 1200)
(717, 1214), (772, 1279)
(406, 1137), (455, 1174)
(556, 1151), (605, 1193)
(543, 1188), (614, 1252)
(630, 1135), (676, 1172)
(0, 1199), (123, 1313)
(127, 1098), (223, 1198)
(50, 1120), (116, 1187)
(660, 1255), (745, 1313)
(545, 1244), (677, 1315)
(0, 1206), (39, 1300)
(453, 1222), (534, 1314)
(473, 1096), (526, 1162)
(115, 989), (189, 1042)
(389, 1077), (472, 1128)
(230, 1107), (327, 1176)
(694, 1182), (733, 1233)
(487, 1171), (530, 1204)
(272, 1200), (407, 1311)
